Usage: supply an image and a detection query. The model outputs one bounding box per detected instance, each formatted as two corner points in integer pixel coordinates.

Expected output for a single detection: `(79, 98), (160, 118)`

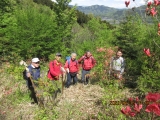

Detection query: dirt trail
(55, 83), (104, 120)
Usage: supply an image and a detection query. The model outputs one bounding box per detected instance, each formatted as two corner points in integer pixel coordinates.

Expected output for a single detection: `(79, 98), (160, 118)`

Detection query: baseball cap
(32, 58), (40, 63)
(56, 53), (62, 56)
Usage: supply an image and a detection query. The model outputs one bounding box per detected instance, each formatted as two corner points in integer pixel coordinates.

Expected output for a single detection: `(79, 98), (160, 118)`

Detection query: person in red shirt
(78, 51), (96, 85)
(64, 53), (79, 88)
(47, 53), (64, 80)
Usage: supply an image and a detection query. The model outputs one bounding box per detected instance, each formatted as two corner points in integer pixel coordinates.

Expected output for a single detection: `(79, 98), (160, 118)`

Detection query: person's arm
(49, 61), (59, 76)
(91, 57), (96, 67)
(120, 58), (125, 74)
(64, 60), (69, 69)
(76, 61), (79, 72)
(64, 61), (69, 73)
(78, 56), (85, 63)
(26, 66), (32, 78)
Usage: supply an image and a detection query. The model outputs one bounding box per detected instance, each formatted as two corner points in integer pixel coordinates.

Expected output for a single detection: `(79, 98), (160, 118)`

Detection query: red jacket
(47, 60), (62, 80)
(64, 59), (79, 73)
(78, 55), (96, 70)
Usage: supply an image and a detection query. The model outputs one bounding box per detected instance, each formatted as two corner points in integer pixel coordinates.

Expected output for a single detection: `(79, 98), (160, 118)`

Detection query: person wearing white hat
(26, 57), (40, 104)
(26, 57), (40, 80)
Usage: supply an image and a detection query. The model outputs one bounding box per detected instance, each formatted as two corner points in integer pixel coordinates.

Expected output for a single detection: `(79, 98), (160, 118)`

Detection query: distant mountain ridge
(76, 5), (147, 23)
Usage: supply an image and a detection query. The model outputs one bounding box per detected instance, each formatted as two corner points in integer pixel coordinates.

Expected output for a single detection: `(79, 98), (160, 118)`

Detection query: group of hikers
(25, 50), (125, 104)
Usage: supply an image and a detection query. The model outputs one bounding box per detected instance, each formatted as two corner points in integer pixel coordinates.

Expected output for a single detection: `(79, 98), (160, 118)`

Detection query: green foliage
(114, 15), (147, 58)
(76, 5), (123, 20)
(48, 54), (56, 62)
(113, 15), (149, 76)
(53, 0), (77, 52)
(14, 1), (59, 59)
(0, 0), (78, 61)
(98, 80), (127, 120)
(0, 62), (61, 119)
(34, 107), (58, 120)
(76, 5), (154, 24)
(33, 0), (54, 9)
(0, 0), (17, 61)
(76, 10), (92, 25)
(69, 17), (114, 57)
(1, 3), (160, 120)
(112, 8), (160, 92)
(137, 59), (160, 93)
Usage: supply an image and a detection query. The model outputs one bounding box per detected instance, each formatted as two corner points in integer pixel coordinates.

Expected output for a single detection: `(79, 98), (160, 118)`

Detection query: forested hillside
(76, 5), (152, 23)
(0, 0), (160, 119)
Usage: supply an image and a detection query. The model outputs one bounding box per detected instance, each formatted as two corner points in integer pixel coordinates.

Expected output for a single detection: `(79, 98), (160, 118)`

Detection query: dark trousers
(28, 85), (38, 104)
(26, 79), (38, 104)
(66, 72), (78, 87)
(26, 79), (32, 88)
(26, 79), (39, 88)
(82, 69), (90, 83)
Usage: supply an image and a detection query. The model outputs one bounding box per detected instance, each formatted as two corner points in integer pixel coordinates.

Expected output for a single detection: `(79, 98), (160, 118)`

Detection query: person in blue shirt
(26, 58), (40, 104)
(26, 58), (40, 88)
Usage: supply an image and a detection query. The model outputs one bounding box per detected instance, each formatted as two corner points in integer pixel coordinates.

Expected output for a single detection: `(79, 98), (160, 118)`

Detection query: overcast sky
(68, 0), (146, 9)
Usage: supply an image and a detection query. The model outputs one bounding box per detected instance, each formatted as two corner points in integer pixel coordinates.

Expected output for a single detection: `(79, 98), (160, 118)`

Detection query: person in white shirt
(110, 50), (125, 80)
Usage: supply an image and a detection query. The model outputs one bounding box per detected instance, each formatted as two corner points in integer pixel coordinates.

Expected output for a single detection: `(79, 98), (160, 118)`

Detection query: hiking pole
(19, 60), (37, 93)
(61, 73), (66, 94)
(20, 60), (45, 107)
(108, 69), (111, 80)
(61, 67), (66, 94)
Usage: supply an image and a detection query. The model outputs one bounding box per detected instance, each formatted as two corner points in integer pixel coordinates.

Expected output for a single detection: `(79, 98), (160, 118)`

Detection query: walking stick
(61, 73), (66, 94)
(20, 60), (37, 91)
(60, 67), (66, 94)
(19, 60), (44, 106)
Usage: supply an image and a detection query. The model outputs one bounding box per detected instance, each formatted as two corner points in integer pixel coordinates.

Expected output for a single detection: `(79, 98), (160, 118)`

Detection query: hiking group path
(55, 83), (104, 120)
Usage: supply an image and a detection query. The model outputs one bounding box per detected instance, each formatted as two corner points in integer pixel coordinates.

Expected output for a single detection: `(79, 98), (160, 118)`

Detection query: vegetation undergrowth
(1, 0), (160, 119)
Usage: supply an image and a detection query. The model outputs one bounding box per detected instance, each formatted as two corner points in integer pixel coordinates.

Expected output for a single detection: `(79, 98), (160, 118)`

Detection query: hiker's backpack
(65, 56), (78, 67)
(65, 56), (71, 61)
(23, 69), (28, 80)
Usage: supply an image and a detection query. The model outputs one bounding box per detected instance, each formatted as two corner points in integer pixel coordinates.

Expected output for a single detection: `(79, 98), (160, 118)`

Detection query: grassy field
(1, 62), (157, 120)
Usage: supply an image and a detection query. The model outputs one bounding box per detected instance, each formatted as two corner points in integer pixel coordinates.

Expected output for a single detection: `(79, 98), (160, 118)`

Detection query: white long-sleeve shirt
(110, 56), (125, 74)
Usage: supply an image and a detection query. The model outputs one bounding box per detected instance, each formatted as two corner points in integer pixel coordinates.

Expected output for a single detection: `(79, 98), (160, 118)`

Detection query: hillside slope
(76, 5), (148, 23)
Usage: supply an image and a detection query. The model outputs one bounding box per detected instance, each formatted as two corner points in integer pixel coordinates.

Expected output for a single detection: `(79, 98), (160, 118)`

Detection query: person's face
(71, 54), (76, 60)
(86, 52), (91, 57)
(116, 51), (122, 58)
(32, 61), (40, 68)
(55, 55), (61, 62)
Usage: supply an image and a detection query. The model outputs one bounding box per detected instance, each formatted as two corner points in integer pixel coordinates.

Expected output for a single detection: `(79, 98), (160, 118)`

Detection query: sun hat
(32, 58), (40, 63)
